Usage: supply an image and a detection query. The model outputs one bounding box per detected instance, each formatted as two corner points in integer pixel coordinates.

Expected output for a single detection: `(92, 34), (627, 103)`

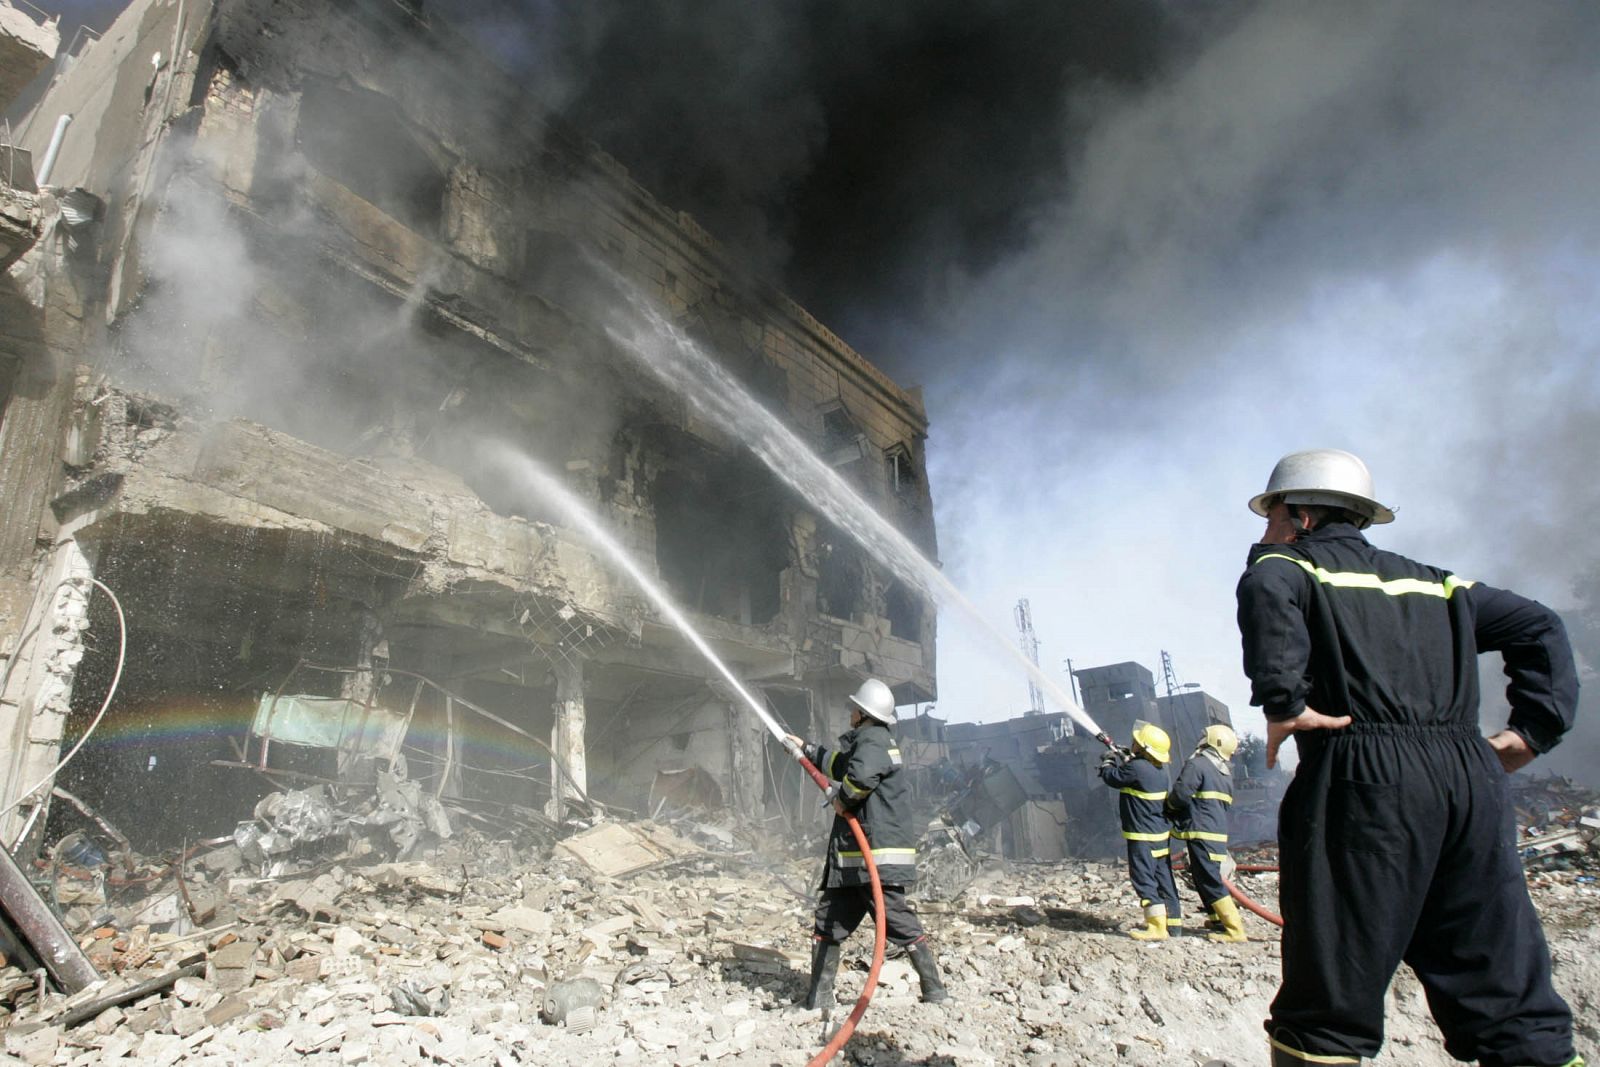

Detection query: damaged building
(0, 0), (937, 864)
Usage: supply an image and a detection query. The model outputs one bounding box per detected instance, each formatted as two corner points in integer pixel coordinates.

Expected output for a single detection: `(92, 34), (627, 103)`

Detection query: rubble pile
(1514, 776), (1600, 877)
(0, 816), (1595, 1067)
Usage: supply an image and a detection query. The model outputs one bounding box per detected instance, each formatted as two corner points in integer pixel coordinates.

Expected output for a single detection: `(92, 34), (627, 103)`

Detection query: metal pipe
(34, 114), (71, 187)
(0, 841), (97, 992)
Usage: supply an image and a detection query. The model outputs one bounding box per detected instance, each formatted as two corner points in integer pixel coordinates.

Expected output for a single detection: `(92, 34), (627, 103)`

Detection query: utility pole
(1160, 649), (1180, 700)
(1014, 598), (1044, 715)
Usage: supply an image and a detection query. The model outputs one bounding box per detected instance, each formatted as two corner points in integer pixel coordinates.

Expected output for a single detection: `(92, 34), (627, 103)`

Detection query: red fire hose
(1173, 853), (1286, 928)
(793, 753), (886, 1067)
(1224, 865), (1284, 927)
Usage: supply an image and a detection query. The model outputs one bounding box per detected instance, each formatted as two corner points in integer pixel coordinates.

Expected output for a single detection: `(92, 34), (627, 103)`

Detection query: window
(885, 444), (917, 494)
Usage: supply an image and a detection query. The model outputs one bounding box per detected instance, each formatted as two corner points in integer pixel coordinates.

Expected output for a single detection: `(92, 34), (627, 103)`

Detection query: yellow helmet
(1203, 723), (1239, 760)
(1130, 720), (1171, 765)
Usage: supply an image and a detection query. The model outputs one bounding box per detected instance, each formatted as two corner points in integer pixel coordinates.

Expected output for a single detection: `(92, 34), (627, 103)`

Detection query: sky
(29, 0), (1600, 779)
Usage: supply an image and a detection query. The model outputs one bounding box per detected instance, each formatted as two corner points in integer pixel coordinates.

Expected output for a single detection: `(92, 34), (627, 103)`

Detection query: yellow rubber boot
(1208, 897), (1248, 943)
(1129, 904), (1168, 941)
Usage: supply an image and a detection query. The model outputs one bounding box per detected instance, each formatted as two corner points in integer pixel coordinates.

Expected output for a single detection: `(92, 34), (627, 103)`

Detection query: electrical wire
(0, 578), (127, 823)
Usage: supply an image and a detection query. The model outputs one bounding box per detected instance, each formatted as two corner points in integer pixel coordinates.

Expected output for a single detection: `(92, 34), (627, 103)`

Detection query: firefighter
(1237, 448), (1582, 1067)
(1099, 720), (1182, 939)
(1166, 723), (1245, 942)
(783, 678), (948, 1010)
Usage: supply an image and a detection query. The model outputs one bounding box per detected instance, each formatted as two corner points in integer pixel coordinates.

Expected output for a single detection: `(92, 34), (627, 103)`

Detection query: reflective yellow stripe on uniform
(1266, 1035), (1360, 1064)
(1151, 848), (1170, 858)
(826, 751), (840, 778)
(1256, 554), (1474, 599)
(836, 847), (917, 868)
(840, 776), (872, 801)
(1194, 791), (1233, 802)
(1122, 830), (1170, 841)
(1174, 830), (1229, 842)
(1208, 852), (1229, 862)
(1119, 787), (1168, 801)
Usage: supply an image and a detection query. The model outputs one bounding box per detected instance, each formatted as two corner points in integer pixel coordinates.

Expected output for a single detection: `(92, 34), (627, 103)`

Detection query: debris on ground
(0, 812), (1594, 1067)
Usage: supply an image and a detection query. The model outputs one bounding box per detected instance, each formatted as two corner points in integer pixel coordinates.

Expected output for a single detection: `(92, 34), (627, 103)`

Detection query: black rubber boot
(805, 939), (841, 1010)
(907, 939), (948, 1004)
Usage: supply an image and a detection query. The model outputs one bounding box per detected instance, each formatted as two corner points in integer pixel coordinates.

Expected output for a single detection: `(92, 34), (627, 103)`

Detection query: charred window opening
(816, 523), (867, 621)
(884, 580), (923, 640)
(651, 456), (787, 626)
(297, 82), (445, 235)
(886, 443), (917, 495)
(820, 403), (866, 468)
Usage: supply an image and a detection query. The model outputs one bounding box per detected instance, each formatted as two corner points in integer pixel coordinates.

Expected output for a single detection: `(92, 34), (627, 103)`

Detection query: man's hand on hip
(1486, 729), (1536, 773)
(1266, 708), (1354, 768)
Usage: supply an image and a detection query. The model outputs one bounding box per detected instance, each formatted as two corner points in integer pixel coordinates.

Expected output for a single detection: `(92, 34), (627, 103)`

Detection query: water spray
(489, 445), (886, 1065)
(599, 281), (1117, 749)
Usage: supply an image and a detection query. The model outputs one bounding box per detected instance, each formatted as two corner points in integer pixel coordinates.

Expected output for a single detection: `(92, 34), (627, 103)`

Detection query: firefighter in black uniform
(784, 678), (948, 1010)
(1167, 723), (1246, 942)
(1236, 448), (1582, 1067)
(1099, 720), (1183, 940)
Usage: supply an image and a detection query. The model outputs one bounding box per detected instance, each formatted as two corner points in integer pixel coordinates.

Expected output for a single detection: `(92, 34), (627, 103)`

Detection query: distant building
(1155, 689), (1232, 763)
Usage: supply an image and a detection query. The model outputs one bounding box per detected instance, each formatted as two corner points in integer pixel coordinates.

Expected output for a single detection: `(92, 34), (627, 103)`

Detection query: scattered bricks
(172, 977), (213, 1005)
(580, 914), (634, 945)
(91, 1005), (125, 1035)
(168, 1005), (208, 1037)
(484, 906), (551, 936)
(118, 947), (154, 971)
(209, 931), (238, 952)
(331, 928), (368, 957)
(93, 927), (117, 940)
(4, 1024), (61, 1066)
(122, 1003), (170, 1035)
(209, 940), (257, 970)
(481, 931), (509, 952)
(285, 956), (322, 982)
(203, 995), (250, 1029)
(134, 1031), (184, 1067)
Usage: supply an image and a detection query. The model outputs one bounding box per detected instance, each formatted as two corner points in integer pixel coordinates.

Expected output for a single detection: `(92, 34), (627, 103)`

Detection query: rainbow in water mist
(485, 444), (793, 743)
(58, 696), (558, 781)
(600, 282), (1106, 739)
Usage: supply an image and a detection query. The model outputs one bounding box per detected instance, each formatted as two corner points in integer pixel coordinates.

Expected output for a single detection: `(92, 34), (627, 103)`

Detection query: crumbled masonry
(0, 797), (1593, 1067)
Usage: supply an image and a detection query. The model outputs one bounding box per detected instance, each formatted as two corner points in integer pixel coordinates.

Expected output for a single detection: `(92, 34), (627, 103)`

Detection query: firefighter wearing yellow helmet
(1099, 720), (1181, 939)
(1166, 722), (1245, 942)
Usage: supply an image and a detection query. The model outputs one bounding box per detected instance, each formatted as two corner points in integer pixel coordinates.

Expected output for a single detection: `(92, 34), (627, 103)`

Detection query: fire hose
(1225, 866), (1285, 927)
(789, 749), (887, 1067)
(1174, 853), (1286, 928)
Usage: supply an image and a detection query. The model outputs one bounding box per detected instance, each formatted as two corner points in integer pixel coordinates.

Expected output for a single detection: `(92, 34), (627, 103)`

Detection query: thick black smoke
(437, 0), (1194, 371)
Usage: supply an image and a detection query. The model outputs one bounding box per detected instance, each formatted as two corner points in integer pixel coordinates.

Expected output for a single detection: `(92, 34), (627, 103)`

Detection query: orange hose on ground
(794, 754), (886, 1067)
(1223, 873), (1285, 927)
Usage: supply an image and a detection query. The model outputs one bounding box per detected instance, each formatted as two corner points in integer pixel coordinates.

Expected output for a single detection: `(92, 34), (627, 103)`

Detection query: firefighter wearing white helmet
(1099, 720), (1182, 940)
(784, 678), (947, 1010)
(1238, 449), (1581, 1066)
(1166, 722), (1245, 942)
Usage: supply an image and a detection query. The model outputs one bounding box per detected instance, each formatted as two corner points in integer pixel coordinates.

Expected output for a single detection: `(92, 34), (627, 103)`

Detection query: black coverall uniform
(1237, 523), (1578, 1066)
(1099, 753), (1182, 929)
(803, 722), (925, 946)
(1166, 748), (1233, 909)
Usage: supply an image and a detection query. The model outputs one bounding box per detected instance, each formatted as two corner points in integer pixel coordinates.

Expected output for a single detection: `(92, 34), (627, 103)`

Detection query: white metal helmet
(848, 678), (896, 724)
(1248, 448), (1394, 527)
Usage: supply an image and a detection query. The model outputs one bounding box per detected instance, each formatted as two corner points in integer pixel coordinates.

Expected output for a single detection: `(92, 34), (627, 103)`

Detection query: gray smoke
(65, 0), (1600, 780)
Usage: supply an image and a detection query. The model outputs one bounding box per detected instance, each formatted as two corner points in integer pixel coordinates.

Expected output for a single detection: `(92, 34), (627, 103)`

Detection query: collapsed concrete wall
(0, 0), (939, 857)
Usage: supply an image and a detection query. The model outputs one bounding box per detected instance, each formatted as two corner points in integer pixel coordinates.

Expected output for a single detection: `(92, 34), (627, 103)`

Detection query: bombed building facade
(0, 0), (937, 858)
